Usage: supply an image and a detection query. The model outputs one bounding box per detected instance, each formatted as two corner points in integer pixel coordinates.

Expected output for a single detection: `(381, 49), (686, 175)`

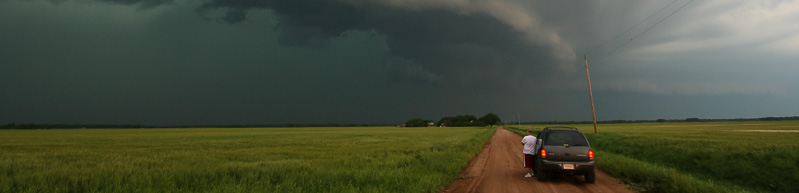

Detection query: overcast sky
(1, 0), (798, 125)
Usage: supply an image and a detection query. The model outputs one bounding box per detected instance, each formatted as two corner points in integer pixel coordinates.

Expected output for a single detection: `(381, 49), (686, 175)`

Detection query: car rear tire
(585, 170), (596, 183)
(535, 165), (548, 181)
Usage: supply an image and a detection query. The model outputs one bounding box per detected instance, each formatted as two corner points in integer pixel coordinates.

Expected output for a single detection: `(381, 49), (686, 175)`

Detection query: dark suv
(535, 127), (595, 183)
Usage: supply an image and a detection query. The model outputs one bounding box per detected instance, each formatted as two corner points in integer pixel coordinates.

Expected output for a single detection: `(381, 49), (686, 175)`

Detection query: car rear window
(544, 131), (589, 146)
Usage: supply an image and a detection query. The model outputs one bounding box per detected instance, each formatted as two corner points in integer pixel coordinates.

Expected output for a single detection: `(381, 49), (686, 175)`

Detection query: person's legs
(524, 154), (535, 177)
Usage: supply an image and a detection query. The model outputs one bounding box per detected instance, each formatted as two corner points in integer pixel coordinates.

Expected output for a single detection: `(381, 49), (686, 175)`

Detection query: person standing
(521, 129), (538, 178)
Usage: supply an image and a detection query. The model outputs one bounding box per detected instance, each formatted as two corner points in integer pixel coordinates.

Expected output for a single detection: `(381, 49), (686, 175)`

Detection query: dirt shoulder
(440, 127), (635, 193)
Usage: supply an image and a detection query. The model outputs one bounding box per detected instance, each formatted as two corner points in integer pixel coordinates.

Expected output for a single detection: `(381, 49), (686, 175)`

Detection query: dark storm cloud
(3, 0), (797, 126)
(55, 0), (574, 88)
(80, 0), (173, 9)
(195, 0), (368, 45)
(189, 0), (571, 87)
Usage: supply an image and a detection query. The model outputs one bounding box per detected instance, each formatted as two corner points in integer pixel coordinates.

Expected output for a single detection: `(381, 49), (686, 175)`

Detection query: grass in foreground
(0, 127), (494, 193)
(509, 121), (799, 193)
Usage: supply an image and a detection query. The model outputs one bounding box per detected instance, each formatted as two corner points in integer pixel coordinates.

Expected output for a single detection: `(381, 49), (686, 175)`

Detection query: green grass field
(0, 127), (493, 193)
(507, 121), (799, 193)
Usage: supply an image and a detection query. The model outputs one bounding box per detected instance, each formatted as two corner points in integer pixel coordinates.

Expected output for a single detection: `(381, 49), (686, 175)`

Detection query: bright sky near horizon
(2, 0), (798, 125)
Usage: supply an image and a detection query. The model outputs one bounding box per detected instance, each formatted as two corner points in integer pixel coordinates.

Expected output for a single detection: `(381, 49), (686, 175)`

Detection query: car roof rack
(543, 126), (578, 130)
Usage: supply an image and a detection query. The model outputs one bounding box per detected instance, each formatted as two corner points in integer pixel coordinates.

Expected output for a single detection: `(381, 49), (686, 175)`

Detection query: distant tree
(437, 117), (453, 127)
(451, 116), (466, 126)
(18, 123), (37, 130)
(686, 118), (701, 122)
(656, 119), (666, 122)
(473, 120), (486, 127)
(478, 113), (501, 126)
(405, 118), (433, 127)
(452, 115), (478, 126)
(436, 114), (487, 126)
(606, 120), (630, 124)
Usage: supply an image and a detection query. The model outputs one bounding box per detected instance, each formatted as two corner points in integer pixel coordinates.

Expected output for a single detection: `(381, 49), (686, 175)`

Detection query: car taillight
(588, 150), (594, 161)
(540, 149), (547, 159)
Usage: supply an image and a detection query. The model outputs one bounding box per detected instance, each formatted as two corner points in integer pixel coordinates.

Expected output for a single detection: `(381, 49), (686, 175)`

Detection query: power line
(588, 0), (694, 62)
(586, 0), (680, 56)
(630, 0), (694, 42)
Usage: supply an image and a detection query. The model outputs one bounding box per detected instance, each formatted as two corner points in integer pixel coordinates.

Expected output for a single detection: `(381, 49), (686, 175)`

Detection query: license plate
(562, 164), (575, 170)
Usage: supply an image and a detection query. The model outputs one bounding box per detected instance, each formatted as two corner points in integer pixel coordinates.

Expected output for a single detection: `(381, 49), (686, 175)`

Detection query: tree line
(4, 115), (797, 130)
(404, 113), (501, 127)
(0, 123), (153, 130)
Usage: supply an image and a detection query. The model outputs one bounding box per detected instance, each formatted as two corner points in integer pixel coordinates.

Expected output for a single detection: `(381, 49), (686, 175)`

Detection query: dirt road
(441, 127), (635, 193)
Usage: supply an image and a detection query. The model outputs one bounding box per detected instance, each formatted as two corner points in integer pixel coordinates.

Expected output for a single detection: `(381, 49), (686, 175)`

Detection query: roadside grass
(504, 126), (534, 137)
(509, 121), (799, 193)
(595, 150), (752, 193)
(0, 127), (494, 193)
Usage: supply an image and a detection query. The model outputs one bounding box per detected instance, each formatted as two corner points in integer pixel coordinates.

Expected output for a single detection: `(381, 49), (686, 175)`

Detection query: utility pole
(585, 55), (598, 134)
(530, 112), (534, 129)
